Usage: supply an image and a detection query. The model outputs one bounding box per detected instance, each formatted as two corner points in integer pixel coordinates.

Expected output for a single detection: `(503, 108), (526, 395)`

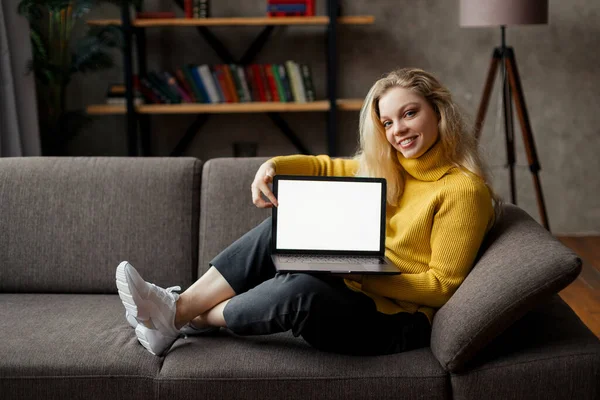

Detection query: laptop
(271, 175), (400, 275)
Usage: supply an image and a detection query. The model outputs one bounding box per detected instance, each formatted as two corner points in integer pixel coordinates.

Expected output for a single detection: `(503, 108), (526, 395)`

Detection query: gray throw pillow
(430, 204), (582, 372)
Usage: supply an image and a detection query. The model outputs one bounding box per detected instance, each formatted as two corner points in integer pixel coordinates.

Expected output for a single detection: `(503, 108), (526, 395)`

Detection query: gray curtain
(0, 0), (40, 157)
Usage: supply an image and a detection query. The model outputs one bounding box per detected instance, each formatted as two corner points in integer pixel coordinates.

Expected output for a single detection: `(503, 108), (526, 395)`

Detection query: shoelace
(150, 284), (181, 305)
(149, 285), (190, 340)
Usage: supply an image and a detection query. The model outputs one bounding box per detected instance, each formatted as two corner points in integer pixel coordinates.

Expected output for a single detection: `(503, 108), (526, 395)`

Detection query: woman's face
(378, 87), (440, 159)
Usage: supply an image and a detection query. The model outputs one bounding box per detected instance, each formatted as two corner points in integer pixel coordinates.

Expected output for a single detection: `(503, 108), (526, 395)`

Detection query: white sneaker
(116, 261), (181, 356)
(125, 310), (219, 336)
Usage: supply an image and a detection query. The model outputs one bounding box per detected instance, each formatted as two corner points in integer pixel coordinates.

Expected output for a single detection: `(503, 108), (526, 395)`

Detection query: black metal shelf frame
(119, 0), (340, 157)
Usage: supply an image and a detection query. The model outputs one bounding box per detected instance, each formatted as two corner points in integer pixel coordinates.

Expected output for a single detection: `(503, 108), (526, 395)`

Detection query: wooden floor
(556, 236), (600, 338)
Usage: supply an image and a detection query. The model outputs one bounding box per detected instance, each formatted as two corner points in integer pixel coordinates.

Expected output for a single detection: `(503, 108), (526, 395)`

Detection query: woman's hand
(251, 161), (279, 208)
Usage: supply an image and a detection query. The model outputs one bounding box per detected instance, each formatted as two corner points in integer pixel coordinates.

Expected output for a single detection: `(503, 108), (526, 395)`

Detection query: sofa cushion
(450, 296), (600, 399)
(0, 294), (162, 400)
(0, 157), (202, 293)
(198, 157), (271, 276)
(158, 331), (450, 399)
(430, 204), (582, 372)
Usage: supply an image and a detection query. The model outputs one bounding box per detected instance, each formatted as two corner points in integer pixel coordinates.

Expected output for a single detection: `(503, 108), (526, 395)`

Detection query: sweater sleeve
(269, 155), (359, 177)
(361, 179), (494, 308)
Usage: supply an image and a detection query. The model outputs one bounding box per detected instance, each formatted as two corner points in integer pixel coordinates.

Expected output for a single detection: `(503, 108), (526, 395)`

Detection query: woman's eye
(405, 110), (416, 118)
(383, 121), (392, 128)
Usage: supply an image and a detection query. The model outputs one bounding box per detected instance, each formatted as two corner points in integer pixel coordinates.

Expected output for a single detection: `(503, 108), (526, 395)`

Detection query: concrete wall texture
(70, 0), (599, 234)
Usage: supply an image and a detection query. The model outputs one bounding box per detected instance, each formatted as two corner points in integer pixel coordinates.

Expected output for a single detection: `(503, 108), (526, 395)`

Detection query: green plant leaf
(29, 27), (48, 61)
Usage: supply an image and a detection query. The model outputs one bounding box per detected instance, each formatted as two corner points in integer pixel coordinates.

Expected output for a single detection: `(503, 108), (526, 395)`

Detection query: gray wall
(69, 0), (599, 235)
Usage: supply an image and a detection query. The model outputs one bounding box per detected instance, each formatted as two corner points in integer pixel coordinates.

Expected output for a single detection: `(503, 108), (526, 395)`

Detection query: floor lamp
(460, 0), (550, 231)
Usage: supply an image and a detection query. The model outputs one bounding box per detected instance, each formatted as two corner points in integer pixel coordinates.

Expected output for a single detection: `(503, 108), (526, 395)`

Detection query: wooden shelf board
(86, 99), (365, 115)
(337, 98), (364, 111)
(86, 16), (374, 27)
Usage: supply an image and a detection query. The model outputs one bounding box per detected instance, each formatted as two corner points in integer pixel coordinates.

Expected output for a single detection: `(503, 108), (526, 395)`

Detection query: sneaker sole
(116, 261), (148, 321)
(135, 324), (160, 356)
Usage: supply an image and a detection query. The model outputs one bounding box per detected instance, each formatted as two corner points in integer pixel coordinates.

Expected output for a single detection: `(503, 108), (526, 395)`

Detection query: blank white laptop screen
(275, 179), (382, 252)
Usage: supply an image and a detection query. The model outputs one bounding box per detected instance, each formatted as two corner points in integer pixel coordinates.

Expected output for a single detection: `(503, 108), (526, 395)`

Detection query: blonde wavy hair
(354, 67), (502, 218)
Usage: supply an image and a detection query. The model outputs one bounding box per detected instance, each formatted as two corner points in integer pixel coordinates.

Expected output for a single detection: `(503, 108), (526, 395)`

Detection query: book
(175, 67), (198, 102)
(245, 65), (260, 102)
(272, 64), (288, 102)
(300, 64), (316, 101)
(163, 71), (193, 103)
(267, 4), (306, 13)
(196, 0), (209, 18)
(106, 96), (144, 106)
(267, 0), (314, 16)
(148, 71), (181, 103)
(198, 64), (221, 103)
(257, 65), (272, 102)
(140, 76), (170, 103)
(136, 11), (176, 19)
(213, 65), (233, 103)
(235, 65), (252, 102)
(229, 65), (248, 102)
(277, 64), (294, 102)
(285, 60), (306, 102)
(185, 0), (193, 18)
(251, 64), (267, 102)
(222, 65), (240, 103)
(264, 64), (280, 102)
(188, 65), (210, 103)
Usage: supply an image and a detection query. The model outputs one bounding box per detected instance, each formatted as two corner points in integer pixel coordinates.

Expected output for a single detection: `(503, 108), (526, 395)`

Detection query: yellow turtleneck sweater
(269, 141), (495, 323)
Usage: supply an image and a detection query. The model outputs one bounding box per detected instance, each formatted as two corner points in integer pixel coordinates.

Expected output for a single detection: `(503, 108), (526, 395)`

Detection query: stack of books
(267, 0), (315, 17)
(106, 62), (317, 105)
(184, 0), (209, 18)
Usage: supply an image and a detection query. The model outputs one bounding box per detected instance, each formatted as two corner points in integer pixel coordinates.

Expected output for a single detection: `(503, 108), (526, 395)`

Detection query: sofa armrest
(430, 204), (582, 372)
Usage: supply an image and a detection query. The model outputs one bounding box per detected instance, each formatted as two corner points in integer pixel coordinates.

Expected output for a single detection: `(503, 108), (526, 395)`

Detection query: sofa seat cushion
(450, 296), (600, 400)
(0, 294), (161, 400)
(158, 330), (450, 400)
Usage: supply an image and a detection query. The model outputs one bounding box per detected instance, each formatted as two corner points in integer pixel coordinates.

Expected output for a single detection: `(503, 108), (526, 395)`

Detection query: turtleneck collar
(396, 139), (455, 181)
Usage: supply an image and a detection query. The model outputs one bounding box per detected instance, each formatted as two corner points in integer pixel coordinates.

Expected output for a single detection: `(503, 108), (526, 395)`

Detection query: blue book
(188, 65), (210, 103)
(267, 4), (306, 12)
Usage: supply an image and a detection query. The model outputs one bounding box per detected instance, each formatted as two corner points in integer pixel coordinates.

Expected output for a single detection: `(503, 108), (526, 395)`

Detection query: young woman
(116, 68), (501, 357)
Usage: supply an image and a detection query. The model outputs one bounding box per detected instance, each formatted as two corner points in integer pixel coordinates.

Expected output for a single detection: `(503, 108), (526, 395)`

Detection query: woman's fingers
(262, 172), (278, 207)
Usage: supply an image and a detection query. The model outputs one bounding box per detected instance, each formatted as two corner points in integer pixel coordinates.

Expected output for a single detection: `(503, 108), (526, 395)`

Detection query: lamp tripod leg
(475, 49), (501, 140)
(502, 54), (518, 205)
(505, 48), (551, 231)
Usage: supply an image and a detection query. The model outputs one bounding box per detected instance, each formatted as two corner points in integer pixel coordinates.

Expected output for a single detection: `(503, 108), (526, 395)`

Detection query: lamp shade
(460, 0), (548, 27)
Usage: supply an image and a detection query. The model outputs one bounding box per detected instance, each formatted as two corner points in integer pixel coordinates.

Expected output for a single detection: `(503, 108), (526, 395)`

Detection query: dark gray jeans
(211, 218), (431, 356)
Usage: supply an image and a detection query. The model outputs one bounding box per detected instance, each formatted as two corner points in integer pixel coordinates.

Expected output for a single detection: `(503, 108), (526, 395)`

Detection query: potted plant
(17, 0), (139, 155)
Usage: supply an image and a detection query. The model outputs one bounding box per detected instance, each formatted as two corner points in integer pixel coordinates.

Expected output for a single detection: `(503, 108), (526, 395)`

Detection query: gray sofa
(1, 156), (599, 400)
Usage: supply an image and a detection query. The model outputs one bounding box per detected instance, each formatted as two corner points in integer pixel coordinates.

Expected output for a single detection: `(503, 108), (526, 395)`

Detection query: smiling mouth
(399, 136), (418, 146)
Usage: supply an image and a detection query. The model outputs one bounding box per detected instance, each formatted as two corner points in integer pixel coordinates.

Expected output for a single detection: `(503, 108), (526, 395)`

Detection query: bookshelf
(87, 99), (364, 115)
(87, 0), (373, 156)
(87, 16), (375, 26)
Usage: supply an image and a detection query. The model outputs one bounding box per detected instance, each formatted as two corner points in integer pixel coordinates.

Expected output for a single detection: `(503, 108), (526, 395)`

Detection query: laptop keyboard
(278, 255), (383, 264)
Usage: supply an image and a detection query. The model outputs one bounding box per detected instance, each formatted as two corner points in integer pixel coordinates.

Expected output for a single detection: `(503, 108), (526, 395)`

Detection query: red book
(258, 65), (273, 102)
(175, 68), (197, 102)
(184, 0), (193, 18)
(245, 66), (260, 102)
(264, 64), (280, 102)
(251, 64), (267, 102)
(222, 65), (240, 103)
(136, 11), (176, 19)
(306, 0), (314, 16)
(213, 65), (233, 103)
(133, 75), (160, 104)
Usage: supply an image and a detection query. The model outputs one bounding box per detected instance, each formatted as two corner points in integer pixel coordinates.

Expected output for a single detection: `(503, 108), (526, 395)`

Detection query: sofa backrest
(198, 157), (271, 276)
(0, 157), (202, 293)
